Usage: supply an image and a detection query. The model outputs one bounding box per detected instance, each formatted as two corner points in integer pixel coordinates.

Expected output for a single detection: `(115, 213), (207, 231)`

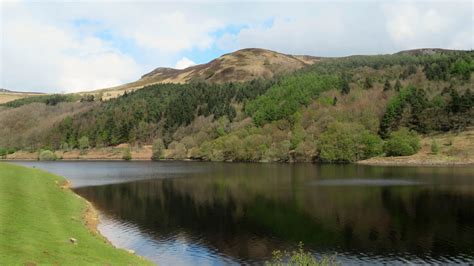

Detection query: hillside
(1, 48), (472, 164)
(94, 48), (320, 100)
(395, 48), (463, 56)
(359, 129), (474, 165)
(141, 48), (319, 83)
(0, 89), (44, 104)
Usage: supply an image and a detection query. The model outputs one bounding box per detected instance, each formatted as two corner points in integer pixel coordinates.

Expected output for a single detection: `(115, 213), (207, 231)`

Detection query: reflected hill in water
(74, 163), (474, 264)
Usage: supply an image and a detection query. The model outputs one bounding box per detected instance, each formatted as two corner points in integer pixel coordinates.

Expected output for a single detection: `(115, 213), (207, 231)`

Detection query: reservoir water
(13, 161), (474, 265)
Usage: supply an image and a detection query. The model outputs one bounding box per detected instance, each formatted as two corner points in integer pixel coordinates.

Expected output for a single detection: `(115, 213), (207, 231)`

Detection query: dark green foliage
(363, 77), (373, 89)
(0, 147), (15, 157)
(379, 85), (472, 138)
(450, 59), (471, 80)
(0, 147), (6, 159)
(80, 94), (95, 102)
(379, 88), (409, 138)
(245, 74), (340, 126)
(383, 79), (391, 91)
(340, 73), (350, 95)
(400, 65), (417, 79)
(384, 128), (420, 156)
(423, 53), (473, 81)
(3, 94), (78, 108)
(0, 147), (17, 158)
(50, 80), (273, 148)
(424, 62), (447, 80)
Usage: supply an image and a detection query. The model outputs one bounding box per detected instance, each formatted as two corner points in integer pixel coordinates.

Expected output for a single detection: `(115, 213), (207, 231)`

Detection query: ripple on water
(310, 178), (424, 187)
(97, 214), (243, 265)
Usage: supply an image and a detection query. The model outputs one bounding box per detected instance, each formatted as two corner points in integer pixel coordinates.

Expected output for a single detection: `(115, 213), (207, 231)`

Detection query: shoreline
(4, 156), (474, 166)
(3, 129), (472, 166)
(60, 173), (138, 251)
(357, 159), (474, 167)
(0, 162), (151, 265)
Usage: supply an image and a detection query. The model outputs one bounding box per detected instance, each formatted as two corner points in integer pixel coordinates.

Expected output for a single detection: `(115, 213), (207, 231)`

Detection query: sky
(1, 0), (473, 93)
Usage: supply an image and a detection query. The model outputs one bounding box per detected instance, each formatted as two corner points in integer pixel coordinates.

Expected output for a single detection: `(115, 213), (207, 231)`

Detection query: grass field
(0, 162), (151, 265)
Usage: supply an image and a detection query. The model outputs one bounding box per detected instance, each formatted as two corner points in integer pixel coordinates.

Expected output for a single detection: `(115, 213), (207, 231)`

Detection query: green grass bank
(0, 162), (151, 265)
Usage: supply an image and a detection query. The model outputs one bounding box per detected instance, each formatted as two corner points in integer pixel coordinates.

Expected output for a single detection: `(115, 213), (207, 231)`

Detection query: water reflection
(59, 162), (474, 264)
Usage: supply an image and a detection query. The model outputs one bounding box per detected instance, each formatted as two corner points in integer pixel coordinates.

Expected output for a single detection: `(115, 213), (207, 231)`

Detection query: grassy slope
(0, 162), (151, 265)
(0, 92), (41, 104)
(359, 129), (474, 165)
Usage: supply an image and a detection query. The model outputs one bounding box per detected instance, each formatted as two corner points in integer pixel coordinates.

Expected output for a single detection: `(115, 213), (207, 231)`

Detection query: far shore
(4, 154), (473, 167)
(357, 157), (474, 167)
(3, 129), (472, 166)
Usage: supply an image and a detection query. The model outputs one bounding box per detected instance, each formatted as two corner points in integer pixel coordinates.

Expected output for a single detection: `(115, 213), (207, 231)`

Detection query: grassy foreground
(0, 162), (151, 265)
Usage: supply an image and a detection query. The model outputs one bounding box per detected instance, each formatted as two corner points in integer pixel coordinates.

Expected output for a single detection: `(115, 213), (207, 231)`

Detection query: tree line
(2, 50), (472, 163)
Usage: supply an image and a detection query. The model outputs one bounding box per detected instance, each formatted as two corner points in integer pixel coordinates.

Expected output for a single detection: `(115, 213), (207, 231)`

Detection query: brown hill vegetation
(95, 48), (320, 100)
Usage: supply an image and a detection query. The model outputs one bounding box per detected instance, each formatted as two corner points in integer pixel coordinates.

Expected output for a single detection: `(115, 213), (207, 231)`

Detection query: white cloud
(1, 1), (472, 93)
(1, 3), (141, 92)
(174, 57), (196, 69)
(383, 2), (472, 50)
(124, 11), (220, 53)
(1, 2), (220, 92)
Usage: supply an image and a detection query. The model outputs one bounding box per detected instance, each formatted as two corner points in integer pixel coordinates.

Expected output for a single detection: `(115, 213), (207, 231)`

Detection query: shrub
(384, 128), (420, 156)
(294, 140), (318, 162)
(359, 132), (384, 159)
(38, 150), (57, 161)
(266, 242), (338, 266)
(60, 142), (70, 151)
(122, 146), (132, 161)
(151, 138), (165, 160)
(168, 142), (187, 159)
(318, 122), (382, 163)
(264, 140), (291, 162)
(318, 123), (360, 162)
(431, 139), (440, 154)
(78, 136), (90, 151)
(0, 147), (7, 159)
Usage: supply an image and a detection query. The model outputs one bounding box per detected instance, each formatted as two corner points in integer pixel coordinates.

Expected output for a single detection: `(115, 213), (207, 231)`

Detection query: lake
(12, 161), (474, 265)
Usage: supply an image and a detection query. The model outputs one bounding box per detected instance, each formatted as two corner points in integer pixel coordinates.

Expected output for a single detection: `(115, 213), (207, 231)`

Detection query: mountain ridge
(93, 48), (320, 99)
(140, 48), (320, 82)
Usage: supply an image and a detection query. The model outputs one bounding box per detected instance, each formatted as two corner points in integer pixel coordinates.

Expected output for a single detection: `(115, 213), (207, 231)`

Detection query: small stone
(69, 238), (77, 244)
(126, 249), (135, 254)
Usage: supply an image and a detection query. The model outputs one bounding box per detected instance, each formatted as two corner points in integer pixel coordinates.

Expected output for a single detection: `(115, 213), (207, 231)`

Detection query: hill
(395, 48), (464, 56)
(0, 89), (45, 104)
(1, 48), (472, 164)
(141, 48), (319, 83)
(94, 48), (320, 100)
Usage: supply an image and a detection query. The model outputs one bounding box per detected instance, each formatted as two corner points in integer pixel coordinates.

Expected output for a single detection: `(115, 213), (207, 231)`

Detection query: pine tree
(341, 79), (350, 95)
(383, 79), (391, 91)
(364, 77), (373, 89)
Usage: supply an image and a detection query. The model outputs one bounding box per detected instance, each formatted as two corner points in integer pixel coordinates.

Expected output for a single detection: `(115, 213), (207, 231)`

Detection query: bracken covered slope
(95, 48), (320, 99)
